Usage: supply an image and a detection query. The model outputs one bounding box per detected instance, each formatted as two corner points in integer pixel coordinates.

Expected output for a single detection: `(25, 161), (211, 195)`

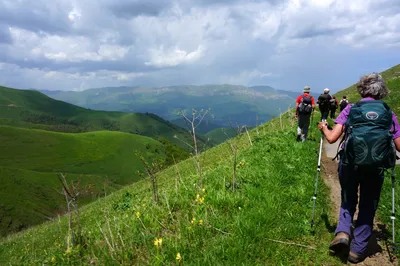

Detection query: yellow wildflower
(202, 188), (206, 193)
(191, 217), (196, 224)
(176, 252), (182, 262)
(199, 197), (204, 204)
(154, 238), (163, 248)
(135, 211), (140, 218)
(51, 257), (56, 263)
(199, 219), (203, 225)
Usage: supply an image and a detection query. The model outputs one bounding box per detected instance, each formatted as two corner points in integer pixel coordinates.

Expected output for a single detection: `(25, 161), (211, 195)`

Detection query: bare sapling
(135, 151), (163, 204)
(58, 173), (93, 249)
(223, 123), (243, 191)
(177, 108), (210, 189)
(243, 125), (253, 146)
(256, 115), (259, 136)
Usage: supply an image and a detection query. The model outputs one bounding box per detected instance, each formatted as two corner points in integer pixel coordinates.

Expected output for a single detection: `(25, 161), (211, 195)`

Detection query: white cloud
(0, 0), (399, 92)
(145, 45), (205, 67)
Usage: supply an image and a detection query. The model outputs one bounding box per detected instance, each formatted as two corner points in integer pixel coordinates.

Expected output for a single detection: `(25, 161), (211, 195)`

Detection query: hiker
(295, 86), (315, 142)
(317, 88), (332, 121)
(318, 73), (400, 263)
(329, 96), (338, 119)
(339, 96), (349, 112)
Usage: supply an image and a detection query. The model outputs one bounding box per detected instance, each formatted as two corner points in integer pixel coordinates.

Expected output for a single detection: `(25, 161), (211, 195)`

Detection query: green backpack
(341, 100), (396, 169)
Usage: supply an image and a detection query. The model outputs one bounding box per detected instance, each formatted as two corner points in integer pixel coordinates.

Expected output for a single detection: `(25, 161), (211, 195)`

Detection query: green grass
(0, 111), (344, 265)
(0, 125), (166, 237)
(205, 127), (239, 144)
(0, 86), (207, 149)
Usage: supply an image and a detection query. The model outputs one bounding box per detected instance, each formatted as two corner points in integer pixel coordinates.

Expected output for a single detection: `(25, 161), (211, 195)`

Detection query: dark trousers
(297, 114), (311, 141)
(335, 162), (384, 256)
(320, 109), (329, 121)
(330, 108), (337, 119)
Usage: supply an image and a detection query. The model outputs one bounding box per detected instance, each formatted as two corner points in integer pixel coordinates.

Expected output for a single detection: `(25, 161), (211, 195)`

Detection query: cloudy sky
(0, 0), (399, 93)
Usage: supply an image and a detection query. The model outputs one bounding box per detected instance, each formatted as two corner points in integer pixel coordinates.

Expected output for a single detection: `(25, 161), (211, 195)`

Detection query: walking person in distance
(317, 88), (332, 121)
(329, 96), (338, 119)
(339, 96), (349, 112)
(295, 86), (315, 142)
(318, 73), (400, 263)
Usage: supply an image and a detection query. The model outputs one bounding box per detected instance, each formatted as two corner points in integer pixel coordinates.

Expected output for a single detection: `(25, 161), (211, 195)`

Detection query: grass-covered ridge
(0, 85), (208, 149)
(334, 64), (400, 113)
(0, 125), (166, 237)
(0, 111), (344, 265)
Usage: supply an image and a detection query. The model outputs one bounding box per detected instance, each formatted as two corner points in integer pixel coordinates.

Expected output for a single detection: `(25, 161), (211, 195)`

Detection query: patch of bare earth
(321, 141), (397, 265)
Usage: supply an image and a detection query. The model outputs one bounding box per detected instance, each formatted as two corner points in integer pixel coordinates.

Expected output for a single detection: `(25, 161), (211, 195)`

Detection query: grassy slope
(0, 86), (205, 149)
(334, 64), (400, 113)
(0, 125), (165, 237)
(205, 127), (238, 144)
(0, 111), (344, 265)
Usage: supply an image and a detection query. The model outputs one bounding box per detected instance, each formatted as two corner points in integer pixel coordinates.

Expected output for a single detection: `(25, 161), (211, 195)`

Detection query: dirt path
(322, 140), (397, 265)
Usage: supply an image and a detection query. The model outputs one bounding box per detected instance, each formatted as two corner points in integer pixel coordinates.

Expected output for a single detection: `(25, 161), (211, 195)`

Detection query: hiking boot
(296, 135), (301, 142)
(329, 232), (350, 254)
(348, 251), (366, 264)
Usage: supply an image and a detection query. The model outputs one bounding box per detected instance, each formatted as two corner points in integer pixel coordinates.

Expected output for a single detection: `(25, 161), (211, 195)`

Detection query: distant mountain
(39, 85), (300, 130)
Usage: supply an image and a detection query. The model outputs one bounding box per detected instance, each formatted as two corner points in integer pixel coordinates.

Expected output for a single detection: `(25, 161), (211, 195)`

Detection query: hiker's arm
(318, 122), (343, 144)
(395, 137), (400, 152)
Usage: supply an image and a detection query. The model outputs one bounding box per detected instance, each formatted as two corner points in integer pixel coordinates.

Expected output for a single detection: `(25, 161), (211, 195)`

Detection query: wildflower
(199, 197), (204, 204)
(195, 194), (205, 204)
(202, 188), (206, 193)
(191, 217), (196, 224)
(199, 219), (203, 225)
(176, 252), (182, 262)
(135, 211), (140, 218)
(51, 257), (56, 263)
(154, 238), (163, 249)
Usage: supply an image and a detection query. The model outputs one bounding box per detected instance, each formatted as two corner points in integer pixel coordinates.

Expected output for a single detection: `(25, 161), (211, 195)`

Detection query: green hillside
(1, 65), (399, 265)
(40, 85), (297, 129)
(206, 127), (240, 144)
(0, 86), (207, 149)
(0, 109), (345, 265)
(334, 64), (400, 113)
(0, 126), (165, 237)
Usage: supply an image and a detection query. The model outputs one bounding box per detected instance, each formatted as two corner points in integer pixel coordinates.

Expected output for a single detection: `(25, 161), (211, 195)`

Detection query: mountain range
(40, 85), (307, 131)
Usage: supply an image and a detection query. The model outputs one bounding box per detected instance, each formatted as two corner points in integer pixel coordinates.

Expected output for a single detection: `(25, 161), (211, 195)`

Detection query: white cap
(324, 88), (330, 93)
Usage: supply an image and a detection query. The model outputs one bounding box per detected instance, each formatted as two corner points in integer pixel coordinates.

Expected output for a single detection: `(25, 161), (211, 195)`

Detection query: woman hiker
(318, 73), (400, 263)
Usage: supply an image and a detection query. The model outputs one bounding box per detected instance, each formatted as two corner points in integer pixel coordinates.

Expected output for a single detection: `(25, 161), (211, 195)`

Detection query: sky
(0, 0), (399, 93)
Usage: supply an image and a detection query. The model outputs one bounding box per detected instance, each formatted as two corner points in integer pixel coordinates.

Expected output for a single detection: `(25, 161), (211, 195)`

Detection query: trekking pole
(310, 134), (324, 228)
(391, 167), (396, 251)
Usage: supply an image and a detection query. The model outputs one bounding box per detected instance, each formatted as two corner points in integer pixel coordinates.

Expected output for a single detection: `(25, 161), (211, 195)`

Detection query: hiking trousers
(335, 161), (384, 256)
(320, 109), (329, 121)
(330, 108), (337, 119)
(297, 114), (311, 141)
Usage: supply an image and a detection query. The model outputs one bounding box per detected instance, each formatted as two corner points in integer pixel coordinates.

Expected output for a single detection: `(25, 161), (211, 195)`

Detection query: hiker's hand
(318, 122), (328, 131)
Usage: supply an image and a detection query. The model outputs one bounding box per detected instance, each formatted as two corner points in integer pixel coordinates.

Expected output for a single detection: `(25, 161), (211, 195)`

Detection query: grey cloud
(108, 0), (172, 18)
(0, 25), (12, 44)
(0, 1), (73, 35)
(293, 25), (348, 39)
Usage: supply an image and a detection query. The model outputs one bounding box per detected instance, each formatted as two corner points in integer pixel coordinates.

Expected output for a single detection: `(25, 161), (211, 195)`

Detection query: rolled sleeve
(392, 112), (400, 139)
(335, 105), (352, 125)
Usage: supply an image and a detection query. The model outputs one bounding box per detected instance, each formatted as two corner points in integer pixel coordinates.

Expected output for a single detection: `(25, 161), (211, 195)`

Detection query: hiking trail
(322, 140), (397, 266)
